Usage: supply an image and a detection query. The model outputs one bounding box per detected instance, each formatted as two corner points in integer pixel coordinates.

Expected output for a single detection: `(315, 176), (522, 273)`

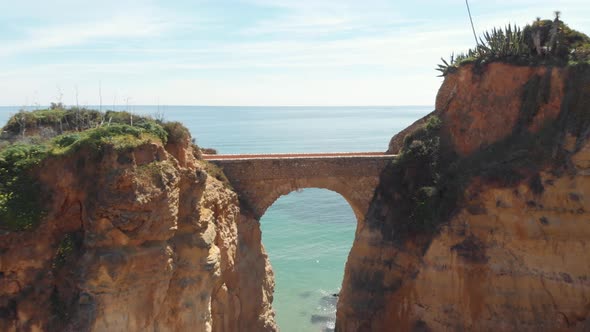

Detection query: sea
(0, 105), (432, 331)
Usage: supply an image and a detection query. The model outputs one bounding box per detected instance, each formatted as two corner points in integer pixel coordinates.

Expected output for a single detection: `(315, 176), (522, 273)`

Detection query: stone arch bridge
(203, 152), (395, 224)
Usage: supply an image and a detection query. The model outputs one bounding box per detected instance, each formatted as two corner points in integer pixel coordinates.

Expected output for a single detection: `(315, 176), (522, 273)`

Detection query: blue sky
(1, 0), (589, 106)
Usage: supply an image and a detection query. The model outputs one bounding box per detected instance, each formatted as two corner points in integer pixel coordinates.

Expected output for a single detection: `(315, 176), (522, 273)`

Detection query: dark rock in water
(319, 295), (338, 306)
(332, 293), (339, 297)
(310, 314), (333, 324)
(299, 291), (312, 298)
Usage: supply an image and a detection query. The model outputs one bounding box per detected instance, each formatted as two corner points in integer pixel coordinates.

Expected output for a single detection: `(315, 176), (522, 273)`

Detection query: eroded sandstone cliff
(338, 63), (590, 331)
(0, 134), (276, 331)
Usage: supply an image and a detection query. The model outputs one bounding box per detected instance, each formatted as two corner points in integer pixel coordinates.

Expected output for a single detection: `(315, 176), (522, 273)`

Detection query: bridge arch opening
(260, 188), (356, 332)
(247, 176), (375, 227)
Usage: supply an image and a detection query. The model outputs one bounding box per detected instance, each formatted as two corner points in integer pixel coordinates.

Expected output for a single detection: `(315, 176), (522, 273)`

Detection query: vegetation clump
(371, 114), (556, 241)
(201, 147), (218, 154)
(0, 144), (48, 231)
(2, 105), (168, 142)
(52, 232), (82, 270)
(50, 231), (83, 324)
(49, 123), (167, 155)
(162, 121), (191, 145)
(372, 115), (454, 237)
(437, 13), (590, 76)
(203, 162), (232, 189)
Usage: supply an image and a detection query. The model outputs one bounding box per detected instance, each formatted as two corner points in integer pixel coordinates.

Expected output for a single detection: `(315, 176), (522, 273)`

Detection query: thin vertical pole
(465, 0), (479, 46)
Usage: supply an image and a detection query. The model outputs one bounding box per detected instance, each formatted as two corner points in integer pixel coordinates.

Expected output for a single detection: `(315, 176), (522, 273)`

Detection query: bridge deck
(202, 152), (395, 219)
(202, 152), (394, 160)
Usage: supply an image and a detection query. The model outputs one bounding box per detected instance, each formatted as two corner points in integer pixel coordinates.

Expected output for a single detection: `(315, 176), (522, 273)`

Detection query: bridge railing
(202, 151), (395, 160)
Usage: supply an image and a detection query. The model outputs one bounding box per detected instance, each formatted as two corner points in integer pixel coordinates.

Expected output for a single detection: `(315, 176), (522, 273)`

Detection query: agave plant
(437, 24), (528, 76)
(479, 24), (526, 59)
(435, 55), (454, 77)
(436, 16), (590, 77)
(436, 50), (479, 76)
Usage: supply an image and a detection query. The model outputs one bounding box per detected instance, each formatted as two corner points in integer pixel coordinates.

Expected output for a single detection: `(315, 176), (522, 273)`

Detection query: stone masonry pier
(203, 152), (396, 225)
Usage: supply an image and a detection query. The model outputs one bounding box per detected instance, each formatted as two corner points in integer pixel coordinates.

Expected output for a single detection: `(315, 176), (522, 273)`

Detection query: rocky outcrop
(337, 63), (590, 331)
(387, 112), (434, 154)
(0, 137), (276, 331)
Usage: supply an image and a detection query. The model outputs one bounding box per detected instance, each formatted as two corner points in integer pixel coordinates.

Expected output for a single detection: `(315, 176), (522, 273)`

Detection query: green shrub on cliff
(49, 123), (167, 155)
(379, 115), (449, 235)
(0, 107), (179, 155)
(0, 144), (48, 231)
(162, 121), (191, 145)
(203, 161), (232, 189)
(437, 14), (590, 76)
(52, 232), (78, 269)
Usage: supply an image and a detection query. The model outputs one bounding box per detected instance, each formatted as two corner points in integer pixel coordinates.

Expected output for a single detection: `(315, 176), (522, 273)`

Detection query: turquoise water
(0, 105), (431, 331)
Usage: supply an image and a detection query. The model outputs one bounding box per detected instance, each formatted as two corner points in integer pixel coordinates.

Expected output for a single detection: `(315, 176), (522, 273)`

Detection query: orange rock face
(436, 63), (567, 156)
(337, 63), (590, 331)
(0, 139), (276, 331)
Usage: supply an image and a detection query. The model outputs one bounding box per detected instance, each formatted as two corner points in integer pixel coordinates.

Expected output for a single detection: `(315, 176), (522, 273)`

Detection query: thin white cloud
(241, 0), (413, 36)
(0, 14), (172, 56)
(1, 0), (590, 106)
(0, 26), (469, 76)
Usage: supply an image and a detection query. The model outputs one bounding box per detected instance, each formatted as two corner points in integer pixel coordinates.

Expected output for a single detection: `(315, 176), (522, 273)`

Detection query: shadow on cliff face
(338, 63), (590, 329)
(369, 63), (590, 245)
